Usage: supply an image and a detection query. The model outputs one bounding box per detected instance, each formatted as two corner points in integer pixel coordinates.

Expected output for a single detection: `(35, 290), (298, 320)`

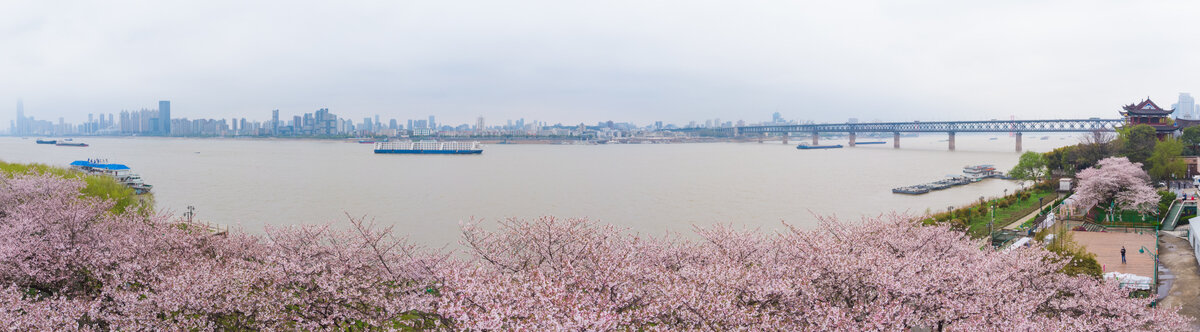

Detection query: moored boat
(892, 185), (930, 194)
(56, 142), (88, 147)
(796, 143), (843, 149)
(35, 139), (57, 144)
(855, 141), (886, 145)
(69, 159), (153, 194)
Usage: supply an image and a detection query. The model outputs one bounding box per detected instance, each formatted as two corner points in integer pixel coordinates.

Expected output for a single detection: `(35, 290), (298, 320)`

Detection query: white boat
(69, 159), (153, 194)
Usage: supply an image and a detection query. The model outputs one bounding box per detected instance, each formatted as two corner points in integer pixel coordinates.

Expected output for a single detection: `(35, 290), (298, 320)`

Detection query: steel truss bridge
(673, 118), (1126, 151)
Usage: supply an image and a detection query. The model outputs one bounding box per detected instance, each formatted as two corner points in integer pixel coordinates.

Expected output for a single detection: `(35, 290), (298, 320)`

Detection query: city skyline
(3, 1), (1200, 126)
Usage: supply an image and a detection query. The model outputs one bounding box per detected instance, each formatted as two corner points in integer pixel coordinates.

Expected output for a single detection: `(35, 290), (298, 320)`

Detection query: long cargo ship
(374, 141), (483, 154)
(69, 159), (153, 194)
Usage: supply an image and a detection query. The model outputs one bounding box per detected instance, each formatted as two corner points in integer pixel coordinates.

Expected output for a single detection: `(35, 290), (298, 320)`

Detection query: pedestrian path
(1157, 229), (1200, 329)
(1003, 193), (1062, 230)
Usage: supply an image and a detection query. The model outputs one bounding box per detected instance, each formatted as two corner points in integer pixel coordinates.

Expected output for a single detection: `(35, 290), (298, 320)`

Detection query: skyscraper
(428, 115), (436, 129)
(272, 109), (280, 134)
(158, 101), (171, 135)
(476, 116), (485, 131)
(14, 99), (23, 135)
(1178, 93), (1196, 120)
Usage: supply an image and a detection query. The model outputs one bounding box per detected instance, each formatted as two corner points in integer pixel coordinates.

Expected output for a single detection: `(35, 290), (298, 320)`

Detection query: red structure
(1120, 98), (1177, 139)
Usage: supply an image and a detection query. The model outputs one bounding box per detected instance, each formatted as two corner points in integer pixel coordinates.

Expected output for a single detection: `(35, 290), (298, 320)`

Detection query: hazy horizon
(3, 0), (1200, 126)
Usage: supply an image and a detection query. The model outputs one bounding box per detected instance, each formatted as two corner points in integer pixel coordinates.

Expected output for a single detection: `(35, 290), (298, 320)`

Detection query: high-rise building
(389, 119), (397, 130)
(14, 99), (24, 135)
(1178, 93), (1196, 120)
(272, 109), (280, 134)
(476, 116), (485, 131)
(428, 115), (436, 129)
(158, 101), (171, 135)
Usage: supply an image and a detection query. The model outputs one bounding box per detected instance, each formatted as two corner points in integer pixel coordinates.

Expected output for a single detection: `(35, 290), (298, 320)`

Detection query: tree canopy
(1009, 151), (1047, 184)
(1118, 124), (1158, 165)
(1073, 157), (1160, 214)
(1148, 137), (1186, 181)
(1181, 125), (1200, 156)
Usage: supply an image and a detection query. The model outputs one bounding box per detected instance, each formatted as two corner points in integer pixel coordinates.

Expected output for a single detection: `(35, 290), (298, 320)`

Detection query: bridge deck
(676, 119), (1125, 133)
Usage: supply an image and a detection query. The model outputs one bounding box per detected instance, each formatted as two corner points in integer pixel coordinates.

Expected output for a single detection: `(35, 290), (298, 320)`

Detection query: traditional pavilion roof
(1121, 98), (1174, 116)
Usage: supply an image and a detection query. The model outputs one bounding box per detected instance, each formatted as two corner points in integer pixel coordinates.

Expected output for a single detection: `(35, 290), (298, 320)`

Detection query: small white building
(1058, 178), (1072, 192)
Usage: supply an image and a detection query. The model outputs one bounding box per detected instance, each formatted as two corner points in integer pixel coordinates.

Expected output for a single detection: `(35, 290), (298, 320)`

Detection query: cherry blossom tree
(1073, 156), (1160, 214)
(0, 173), (1191, 330)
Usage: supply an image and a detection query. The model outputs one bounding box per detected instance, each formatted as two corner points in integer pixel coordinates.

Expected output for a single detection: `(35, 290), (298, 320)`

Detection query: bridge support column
(757, 133), (764, 143)
(948, 132), (956, 151)
(894, 132), (900, 149)
(782, 134), (788, 145)
(812, 132), (819, 145)
(848, 132), (856, 147)
(1015, 132), (1022, 152)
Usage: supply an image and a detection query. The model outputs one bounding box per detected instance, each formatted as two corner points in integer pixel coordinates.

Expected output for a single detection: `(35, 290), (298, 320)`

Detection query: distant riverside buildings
(1174, 93), (1196, 120)
(7, 98), (794, 139)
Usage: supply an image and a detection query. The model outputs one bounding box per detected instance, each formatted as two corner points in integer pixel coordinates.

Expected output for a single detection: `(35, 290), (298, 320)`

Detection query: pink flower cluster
(0, 174), (1190, 330)
(1074, 157), (1160, 213)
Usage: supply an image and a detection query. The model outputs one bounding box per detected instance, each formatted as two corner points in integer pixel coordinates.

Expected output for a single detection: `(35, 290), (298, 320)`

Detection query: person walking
(1121, 246), (1126, 264)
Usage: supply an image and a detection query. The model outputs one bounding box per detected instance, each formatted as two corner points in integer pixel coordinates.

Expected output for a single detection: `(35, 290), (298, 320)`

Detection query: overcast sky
(3, 0), (1200, 126)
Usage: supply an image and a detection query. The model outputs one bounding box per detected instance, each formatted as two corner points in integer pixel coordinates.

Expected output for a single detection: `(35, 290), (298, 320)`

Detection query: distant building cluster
(7, 99), (809, 139)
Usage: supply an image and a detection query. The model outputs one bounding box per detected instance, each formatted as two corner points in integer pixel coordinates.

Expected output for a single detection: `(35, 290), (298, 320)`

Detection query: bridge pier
(782, 134), (788, 145)
(848, 132), (856, 147)
(757, 133), (764, 143)
(948, 132), (956, 151)
(1015, 132), (1023, 152)
(812, 132), (819, 145)
(894, 132), (900, 149)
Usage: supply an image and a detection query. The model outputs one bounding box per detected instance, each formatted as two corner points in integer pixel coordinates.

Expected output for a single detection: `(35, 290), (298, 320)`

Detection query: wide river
(1, 134), (1077, 246)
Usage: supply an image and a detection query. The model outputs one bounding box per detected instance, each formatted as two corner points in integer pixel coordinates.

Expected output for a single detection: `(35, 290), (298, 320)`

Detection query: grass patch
(0, 160), (151, 214)
(964, 191), (1055, 235)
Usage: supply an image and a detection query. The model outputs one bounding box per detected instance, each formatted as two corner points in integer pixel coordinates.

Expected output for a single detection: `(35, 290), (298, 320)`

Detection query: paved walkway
(1071, 230), (1157, 277)
(1158, 227), (1200, 329)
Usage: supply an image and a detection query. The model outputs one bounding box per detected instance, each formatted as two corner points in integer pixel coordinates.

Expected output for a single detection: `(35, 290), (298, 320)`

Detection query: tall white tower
(1178, 93), (1196, 119)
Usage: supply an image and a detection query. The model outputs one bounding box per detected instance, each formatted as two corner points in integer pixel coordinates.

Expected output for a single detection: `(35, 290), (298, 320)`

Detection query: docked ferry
(69, 159), (153, 194)
(374, 140), (483, 154)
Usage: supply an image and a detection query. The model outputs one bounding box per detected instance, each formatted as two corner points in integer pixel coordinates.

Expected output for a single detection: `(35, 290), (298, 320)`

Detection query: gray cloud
(2, 0), (1199, 126)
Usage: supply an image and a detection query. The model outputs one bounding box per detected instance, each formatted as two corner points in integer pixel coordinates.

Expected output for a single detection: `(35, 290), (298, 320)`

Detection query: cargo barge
(374, 141), (483, 154)
(796, 143), (843, 150)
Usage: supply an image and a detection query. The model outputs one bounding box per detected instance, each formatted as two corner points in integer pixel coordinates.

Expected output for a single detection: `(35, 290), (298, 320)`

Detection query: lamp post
(184, 205), (195, 223)
(1139, 245), (1159, 299)
(989, 205), (995, 246)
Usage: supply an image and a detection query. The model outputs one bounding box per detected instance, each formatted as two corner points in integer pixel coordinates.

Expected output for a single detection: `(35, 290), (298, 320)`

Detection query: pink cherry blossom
(1074, 157), (1160, 213)
(0, 173), (1190, 330)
